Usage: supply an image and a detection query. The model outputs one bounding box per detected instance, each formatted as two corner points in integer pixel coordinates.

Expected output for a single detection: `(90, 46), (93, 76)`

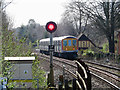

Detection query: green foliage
(94, 52), (104, 60)
(1, 10), (48, 89)
(2, 29), (32, 57)
(7, 81), (18, 89)
(17, 24), (37, 44)
(18, 25), (28, 40)
(82, 49), (94, 57)
(101, 43), (109, 53)
(2, 28), (33, 88)
(36, 40), (39, 49)
(116, 55), (120, 62)
(2, 28), (47, 88)
(32, 56), (47, 88)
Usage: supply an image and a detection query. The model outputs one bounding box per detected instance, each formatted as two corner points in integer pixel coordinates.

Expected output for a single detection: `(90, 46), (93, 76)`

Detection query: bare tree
(80, 1), (120, 53)
(63, 0), (120, 53)
(63, 0), (90, 35)
(1, 0), (13, 10)
(53, 18), (77, 37)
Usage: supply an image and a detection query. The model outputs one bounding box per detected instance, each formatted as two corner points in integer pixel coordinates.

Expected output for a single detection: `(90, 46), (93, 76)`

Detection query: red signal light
(48, 24), (55, 31)
(46, 21), (57, 33)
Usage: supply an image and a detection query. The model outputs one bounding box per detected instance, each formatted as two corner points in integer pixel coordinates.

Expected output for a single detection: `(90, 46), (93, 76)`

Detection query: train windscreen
(73, 40), (77, 46)
(68, 40), (71, 46)
(63, 40), (67, 46)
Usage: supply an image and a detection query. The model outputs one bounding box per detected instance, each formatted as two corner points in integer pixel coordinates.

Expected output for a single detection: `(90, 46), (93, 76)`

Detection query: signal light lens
(46, 21), (57, 33)
(48, 24), (55, 31)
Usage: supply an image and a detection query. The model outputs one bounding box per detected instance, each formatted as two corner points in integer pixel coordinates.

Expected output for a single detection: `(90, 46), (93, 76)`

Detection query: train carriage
(39, 36), (78, 59)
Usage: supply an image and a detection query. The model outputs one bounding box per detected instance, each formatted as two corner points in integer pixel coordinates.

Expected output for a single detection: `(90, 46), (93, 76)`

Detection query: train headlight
(66, 48), (68, 50)
(73, 48), (75, 50)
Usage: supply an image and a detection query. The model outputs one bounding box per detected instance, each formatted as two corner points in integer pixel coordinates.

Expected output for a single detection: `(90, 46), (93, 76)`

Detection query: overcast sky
(6, 0), (69, 28)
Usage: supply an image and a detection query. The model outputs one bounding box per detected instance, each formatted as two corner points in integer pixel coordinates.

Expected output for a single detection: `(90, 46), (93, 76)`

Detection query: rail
(37, 53), (120, 89)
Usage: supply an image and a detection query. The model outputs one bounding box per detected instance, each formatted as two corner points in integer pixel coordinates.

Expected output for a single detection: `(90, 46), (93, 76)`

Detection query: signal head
(46, 21), (57, 33)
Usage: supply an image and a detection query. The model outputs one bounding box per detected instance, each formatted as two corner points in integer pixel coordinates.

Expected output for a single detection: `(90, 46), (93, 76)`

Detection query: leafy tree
(2, 22), (47, 88)
(1, 1), (47, 89)
(18, 25), (27, 40)
(16, 19), (45, 44)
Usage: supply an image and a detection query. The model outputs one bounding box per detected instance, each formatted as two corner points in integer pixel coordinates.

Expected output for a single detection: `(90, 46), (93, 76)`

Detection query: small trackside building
(4, 57), (35, 88)
(77, 33), (97, 50)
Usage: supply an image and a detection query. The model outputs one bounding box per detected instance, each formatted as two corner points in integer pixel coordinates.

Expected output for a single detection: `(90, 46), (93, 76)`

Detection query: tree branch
(2, 0), (13, 10)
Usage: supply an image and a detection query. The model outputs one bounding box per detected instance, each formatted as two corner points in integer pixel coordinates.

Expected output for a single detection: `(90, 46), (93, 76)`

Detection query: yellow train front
(39, 36), (78, 59)
(61, 36), (78, 59)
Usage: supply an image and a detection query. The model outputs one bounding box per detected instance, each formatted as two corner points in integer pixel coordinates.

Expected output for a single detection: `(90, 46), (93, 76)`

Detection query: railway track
(84, 60), (120, 89)
(36, 52), (120, 89)
(84, 60), (120, 76)
(54, 57), (120, 89)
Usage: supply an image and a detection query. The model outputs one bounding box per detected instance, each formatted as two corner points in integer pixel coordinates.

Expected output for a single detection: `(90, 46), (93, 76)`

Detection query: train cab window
(73, 40), (77, 46)
(63, 40), (67, 46)
(68, 40), (71, 46)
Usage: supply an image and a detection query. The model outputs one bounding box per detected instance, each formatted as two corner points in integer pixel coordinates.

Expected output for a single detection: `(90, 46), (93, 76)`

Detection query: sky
(6, 0), (69, 28)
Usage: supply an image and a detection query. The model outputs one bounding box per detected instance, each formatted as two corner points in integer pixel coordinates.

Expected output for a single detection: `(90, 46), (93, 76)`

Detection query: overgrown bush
(82, 49), (94, 59)
(32, 56), (47, 88)
(100, 43), (109, 53)
(1, 28), (47, 88)
(94, 52), (105, 60)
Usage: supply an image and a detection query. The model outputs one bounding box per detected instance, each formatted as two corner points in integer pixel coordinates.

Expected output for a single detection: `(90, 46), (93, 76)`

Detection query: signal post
(45, 21), (57, 87)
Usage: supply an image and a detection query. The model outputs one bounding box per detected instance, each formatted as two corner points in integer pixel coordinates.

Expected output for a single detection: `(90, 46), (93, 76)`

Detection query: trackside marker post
(45, 21), (57, 87)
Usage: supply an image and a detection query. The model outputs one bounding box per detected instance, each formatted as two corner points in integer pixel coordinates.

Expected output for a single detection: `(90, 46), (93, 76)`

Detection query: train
(39, 36), (78, 59)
